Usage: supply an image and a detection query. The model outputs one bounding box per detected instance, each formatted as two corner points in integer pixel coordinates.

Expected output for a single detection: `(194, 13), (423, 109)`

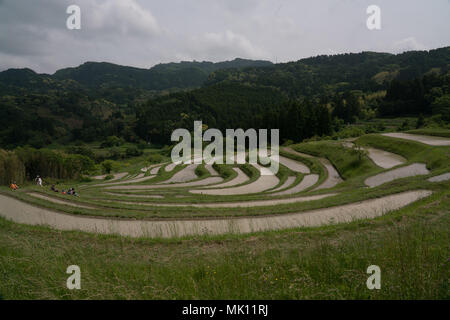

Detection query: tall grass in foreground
(0, 191), (448, 300)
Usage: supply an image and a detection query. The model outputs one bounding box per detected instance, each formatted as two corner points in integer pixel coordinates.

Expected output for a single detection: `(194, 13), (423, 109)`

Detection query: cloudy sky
(0, 0), (449, 73)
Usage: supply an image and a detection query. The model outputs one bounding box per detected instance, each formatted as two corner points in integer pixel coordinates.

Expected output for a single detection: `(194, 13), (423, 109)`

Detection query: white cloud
(85, 0), (160, 37)
(0, 0), (449, 73)
(185, 30), (269, 61)
(392, 37), (427, 53)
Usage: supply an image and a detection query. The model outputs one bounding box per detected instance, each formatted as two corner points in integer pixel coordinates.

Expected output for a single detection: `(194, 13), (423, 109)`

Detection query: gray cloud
(0, 0), (449, 73)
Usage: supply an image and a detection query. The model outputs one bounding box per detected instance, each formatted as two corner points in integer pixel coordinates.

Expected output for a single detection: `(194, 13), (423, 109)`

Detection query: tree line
(0, 147), (94, 185)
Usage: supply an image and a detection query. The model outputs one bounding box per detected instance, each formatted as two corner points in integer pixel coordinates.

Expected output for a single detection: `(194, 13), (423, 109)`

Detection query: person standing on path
(36, 175), (43, 187)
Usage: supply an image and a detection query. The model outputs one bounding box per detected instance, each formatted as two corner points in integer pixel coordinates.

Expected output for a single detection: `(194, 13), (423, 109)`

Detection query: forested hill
(0, 58), (272, 94)
(136, 47), (450, 144)
(206, 47), (450, 97)
(0, 47), (449, 148)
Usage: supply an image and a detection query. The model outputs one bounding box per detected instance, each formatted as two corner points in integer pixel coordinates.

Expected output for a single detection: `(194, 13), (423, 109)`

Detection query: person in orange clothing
(9, 182), (19, 190)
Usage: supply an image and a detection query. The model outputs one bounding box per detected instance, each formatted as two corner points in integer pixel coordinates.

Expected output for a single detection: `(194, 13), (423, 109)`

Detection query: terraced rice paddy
(341, 142), (406, 169)
(365, 163), (430, 187)
(0, 133), (448, 239)
(382, 132), (450, 146)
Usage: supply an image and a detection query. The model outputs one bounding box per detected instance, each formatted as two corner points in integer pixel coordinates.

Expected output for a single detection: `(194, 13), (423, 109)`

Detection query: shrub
(79, 175), (93, 183)
(66, 146), (95, 159)
(137, 140), (148, 150)
(282, 139), (294, 146)
(101, 160), (115, 174)
(100, 136), (124, 148)
(195, 165), (208, 178)
(125, 146), (143, 157)
(148, 153), (163, 164)
(108, 148), (123, 160)
(212, 164), (234, 179)
(332, 126), (365, 140)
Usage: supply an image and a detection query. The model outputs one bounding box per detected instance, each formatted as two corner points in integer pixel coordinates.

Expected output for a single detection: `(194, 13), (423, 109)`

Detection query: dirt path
(382, 133), (450, 146)
(0, 190), (431, 238)
(365, 163), (430, 187)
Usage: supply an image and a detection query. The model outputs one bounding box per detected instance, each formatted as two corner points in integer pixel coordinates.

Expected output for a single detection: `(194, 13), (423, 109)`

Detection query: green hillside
(0, 48), (449, 149)
(52, 58), (273, 90)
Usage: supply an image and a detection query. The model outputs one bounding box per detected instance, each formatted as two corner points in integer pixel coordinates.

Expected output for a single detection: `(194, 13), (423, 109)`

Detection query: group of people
(9, 174), (79, 197)
(65, 188), (79, 196)
(52, 185), (79, 197)
(10, 175), (42, 190)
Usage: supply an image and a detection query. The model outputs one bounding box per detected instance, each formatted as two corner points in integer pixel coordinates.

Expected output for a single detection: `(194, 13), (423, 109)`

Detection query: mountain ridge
(0, 58), (273, 92)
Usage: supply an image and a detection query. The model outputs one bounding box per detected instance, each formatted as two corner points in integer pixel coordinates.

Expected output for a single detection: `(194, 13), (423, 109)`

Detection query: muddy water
(159, 164), (198, 183)
(269, 176), (296, 193)
(0, 190), (431, 238)
(313, 159), (343, 190)
(342, 142), (406, 169)
(28, 193), (95, 209)
(108, 193), (337, 208)
(365, 163), (430, 187)
(190, 164), (279, 196)
(365, 147), (406, 169)
(94, 175), (156, 187)
(92, 172), (128, 181)
(278, 156), (310, 174)
(204, 165), (220, 176)
(428, 173), (450, 183)
(195, 168), (249, 190)
(282, 147), (343, 190)
(382, 133), (450, 146)
(103, 192), (164, 199)
(150, 165), (162, 175)
(107, 177), (223, 190)
(271, 174), (319, 196)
